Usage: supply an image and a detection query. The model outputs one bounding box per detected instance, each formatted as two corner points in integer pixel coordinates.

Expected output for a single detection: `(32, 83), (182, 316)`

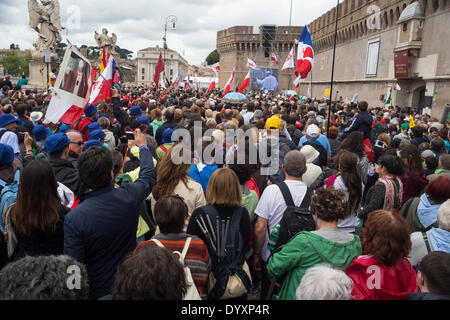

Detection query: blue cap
(33, 124), (49, 141)
(130, 106), (142, 116)
(136, 115), (150, 126)
(87, 122), (101, 133)
(0, 114), (19, 128)
(89, 129), (106, 141)
(84, 139), (103, 150)
(162, 128), (174, 144)
(57, 123), (70, 134)
(0, 144), (14, 167)
(84, 103), (98, 117)
(44, 133), (70, 154)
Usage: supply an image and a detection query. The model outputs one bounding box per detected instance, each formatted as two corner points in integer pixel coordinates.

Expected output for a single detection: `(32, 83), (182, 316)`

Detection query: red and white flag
(282, 45), (296, 71)
(45, 43), (95, 125)
(171, 71), (181, 88)
(238, 70), (250, 93)
(211, 62), (220, 72)
(295, 26), (314, 80)
(222, 70), (235, 97)
(271, 53), (279, 64)
(246, 58), (256, 69)
(294, 76), (302, 89)
(89, 54), (116, 106)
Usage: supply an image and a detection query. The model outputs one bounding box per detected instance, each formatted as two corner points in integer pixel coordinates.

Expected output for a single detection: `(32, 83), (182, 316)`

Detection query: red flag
(271, 53), (279, 64)
(238, 71), (250, 93)
(154, 52), (165, 89)
(222, 70), (235, 97)
(206, 79), (215, 94)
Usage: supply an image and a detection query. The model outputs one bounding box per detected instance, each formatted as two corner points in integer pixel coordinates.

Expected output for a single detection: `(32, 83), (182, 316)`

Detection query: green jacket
(151, 119), (165, 137)
(267, 231), (362, 300)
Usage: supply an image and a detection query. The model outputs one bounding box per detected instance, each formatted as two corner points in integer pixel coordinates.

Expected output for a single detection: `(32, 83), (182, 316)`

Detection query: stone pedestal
(28, 57), (48, 89)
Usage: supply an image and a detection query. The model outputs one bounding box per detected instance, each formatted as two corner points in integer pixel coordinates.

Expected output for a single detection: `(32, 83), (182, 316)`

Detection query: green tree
(0, 52), (31, 77)
(116, 46), (133, 60)
(206, 49), (219, 65)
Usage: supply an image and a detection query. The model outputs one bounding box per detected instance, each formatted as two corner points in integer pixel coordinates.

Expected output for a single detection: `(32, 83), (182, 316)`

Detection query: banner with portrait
(250, 68), (279, 92)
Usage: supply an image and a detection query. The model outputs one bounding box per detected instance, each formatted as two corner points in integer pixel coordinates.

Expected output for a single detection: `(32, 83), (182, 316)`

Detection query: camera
(125, 131), (134, 140)
(375, 140), (385, 149)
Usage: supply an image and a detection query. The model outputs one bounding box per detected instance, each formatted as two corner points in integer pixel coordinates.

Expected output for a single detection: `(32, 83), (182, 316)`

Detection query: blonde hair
(205, 109), (213, 118)
(377, 133), (391, 146)
(97, 117), (110, 130)
(206, 168), (242, 207)
(206, 119), (217, 129)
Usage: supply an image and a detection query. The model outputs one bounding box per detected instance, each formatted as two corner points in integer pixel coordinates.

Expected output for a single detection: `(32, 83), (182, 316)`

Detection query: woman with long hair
(186, 168), (252, 300)
(337, 131), (369, 185)
(400, 144), (428, 206)
(328, 151), (364, 233)
(151, 144), (206, 232)
(359, 154), (405, 225)
(9, 159), (69, 261)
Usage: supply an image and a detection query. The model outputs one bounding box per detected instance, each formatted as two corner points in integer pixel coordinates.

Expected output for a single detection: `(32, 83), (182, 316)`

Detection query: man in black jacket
(44, 133), (87, 199)
(341, 101), (373, 141)
(64, 129), (156, 299)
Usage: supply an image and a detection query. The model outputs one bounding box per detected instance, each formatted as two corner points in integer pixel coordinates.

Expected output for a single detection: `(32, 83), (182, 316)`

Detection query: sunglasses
(70, 141), (84, 146)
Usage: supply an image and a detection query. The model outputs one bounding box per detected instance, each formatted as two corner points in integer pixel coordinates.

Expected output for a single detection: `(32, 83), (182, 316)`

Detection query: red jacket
(345, 255), (418, 300)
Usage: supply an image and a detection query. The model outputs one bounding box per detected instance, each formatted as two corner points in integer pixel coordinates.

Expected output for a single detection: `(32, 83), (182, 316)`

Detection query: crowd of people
(0, 78), (449, 300)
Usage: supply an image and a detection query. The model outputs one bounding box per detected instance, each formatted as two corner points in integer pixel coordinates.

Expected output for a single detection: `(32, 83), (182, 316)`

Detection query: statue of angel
(28, 0), (64, 53)
(94, 28), (118, 55)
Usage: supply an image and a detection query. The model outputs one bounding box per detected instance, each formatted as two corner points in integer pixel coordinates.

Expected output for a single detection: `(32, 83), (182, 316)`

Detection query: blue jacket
(188, 163), (218, 193)
(64, 146), (156, 299)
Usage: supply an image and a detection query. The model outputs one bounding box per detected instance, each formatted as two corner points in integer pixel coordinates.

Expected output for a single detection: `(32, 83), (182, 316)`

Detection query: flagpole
(327, 0), (340, 138)
(289, 0), (293, 26)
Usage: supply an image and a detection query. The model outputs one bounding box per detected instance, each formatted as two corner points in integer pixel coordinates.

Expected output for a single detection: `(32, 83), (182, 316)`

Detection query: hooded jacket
(345, 255), (418, 300)
(343, 111), (373, 139)
(403, 195), (440, 233)
(266, 230), (362, 300)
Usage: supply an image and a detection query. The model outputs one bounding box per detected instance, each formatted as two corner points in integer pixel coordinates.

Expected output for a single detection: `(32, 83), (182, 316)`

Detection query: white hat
(306, 124), (320, 139)
(300, 145), (320, 163)
(30, 111), (43, 123)
(383, 112), (389, 118)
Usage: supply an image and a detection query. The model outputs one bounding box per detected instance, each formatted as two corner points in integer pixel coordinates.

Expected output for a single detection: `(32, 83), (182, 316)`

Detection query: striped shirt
(136, 233), (211, 300)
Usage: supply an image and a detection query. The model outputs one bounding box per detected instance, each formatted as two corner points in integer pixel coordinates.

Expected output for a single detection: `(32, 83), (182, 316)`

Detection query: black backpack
(274, 182), (315, 250)
(196, 205), (252, 300)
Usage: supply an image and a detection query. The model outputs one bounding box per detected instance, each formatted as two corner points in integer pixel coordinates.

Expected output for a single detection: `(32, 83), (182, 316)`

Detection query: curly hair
(361, 210), (411, 266)
(310, 187), (348, 222)
(0, 255), (89, 300)
(112, 245), (186, 300)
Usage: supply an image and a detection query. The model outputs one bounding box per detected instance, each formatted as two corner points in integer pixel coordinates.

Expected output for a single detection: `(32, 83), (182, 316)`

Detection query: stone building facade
(302, 0), (450, 118)
(216, 26), (303, 91)
(136, 46), (189, 85)
(216, 1), (449, 118)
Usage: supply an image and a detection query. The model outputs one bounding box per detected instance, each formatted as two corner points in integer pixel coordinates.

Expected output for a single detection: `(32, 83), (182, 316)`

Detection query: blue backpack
(0, 170), (20, 234)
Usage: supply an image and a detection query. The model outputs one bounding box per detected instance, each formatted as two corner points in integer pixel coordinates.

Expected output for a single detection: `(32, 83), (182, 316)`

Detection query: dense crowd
(0, 77), (448, 300)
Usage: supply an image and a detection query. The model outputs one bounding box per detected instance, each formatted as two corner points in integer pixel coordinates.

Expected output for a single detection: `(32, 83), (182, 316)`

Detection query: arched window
(383, 11), (388, 28)
(390, 9), (394, 26)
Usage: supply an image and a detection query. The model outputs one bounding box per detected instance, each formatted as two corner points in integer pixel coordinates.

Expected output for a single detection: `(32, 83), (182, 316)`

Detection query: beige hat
(300, 145), (320, 163)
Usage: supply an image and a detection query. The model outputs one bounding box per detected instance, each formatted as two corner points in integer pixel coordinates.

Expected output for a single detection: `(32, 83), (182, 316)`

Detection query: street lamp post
(163, 15), (177, 86)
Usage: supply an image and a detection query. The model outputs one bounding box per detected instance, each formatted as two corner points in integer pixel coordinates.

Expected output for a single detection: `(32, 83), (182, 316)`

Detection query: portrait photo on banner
(59, 52), (91, 99)
(250, 68), (279, 92)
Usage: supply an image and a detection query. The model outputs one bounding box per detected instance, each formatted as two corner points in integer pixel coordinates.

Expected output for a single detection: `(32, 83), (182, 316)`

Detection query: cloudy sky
(1, 0), (337, 65)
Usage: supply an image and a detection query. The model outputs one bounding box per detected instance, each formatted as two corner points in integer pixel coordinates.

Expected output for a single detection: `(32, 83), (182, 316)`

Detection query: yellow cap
(265, 116), (280, 131)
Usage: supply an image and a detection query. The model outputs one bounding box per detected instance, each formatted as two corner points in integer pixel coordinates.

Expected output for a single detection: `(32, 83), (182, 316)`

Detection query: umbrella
(221, 92), (249, 105)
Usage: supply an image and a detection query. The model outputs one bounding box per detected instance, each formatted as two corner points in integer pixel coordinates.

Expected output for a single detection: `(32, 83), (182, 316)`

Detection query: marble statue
(94, 28), (118, 55)
(28, 0), (64, 54)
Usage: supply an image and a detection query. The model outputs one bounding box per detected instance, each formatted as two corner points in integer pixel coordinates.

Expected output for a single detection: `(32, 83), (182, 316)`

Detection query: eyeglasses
(70, 141), (84, 146)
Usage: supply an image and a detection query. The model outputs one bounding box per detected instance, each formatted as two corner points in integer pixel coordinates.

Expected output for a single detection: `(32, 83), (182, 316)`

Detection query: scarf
(429, 228), (450, 253)
(417, 194), (440, 228)
(378, 175), (403, 210)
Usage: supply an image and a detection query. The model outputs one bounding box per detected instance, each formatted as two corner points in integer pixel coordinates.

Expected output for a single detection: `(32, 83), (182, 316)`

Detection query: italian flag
(385, 87), (393, 105)
(238, 71), (250, 93)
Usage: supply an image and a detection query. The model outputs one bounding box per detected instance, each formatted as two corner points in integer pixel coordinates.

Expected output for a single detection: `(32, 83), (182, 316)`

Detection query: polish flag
(246, 58), (256, 69)
(171, 71), (181, 88)
(89, 54), (116, 106)
(294, 76), (302, 89)
(295, 26), (314, 80)
(211, 62), (220, 72)
(222, 70), (235, 97)
(238, 71), (250, 93)
(271, 53), (279, 64)
(282, 45), (296, 71)
(206, 79), (215, 94)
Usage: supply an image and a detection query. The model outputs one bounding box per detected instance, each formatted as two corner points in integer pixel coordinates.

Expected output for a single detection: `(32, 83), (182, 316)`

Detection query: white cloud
(1, 0), (337, 65)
